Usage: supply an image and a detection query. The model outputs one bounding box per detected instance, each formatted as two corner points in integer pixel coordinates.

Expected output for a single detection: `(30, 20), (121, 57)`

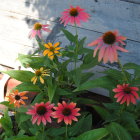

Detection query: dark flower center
(124, 87), (131, 94)
(35, 70), (42, 76)
(49, 46), (55, 51)
(37, 106), (47, 115)
(34, 23), (42, 30)
(103, 31), (116, 45)
(70, 8), (79, 17)
(15, 95), (21, 100)
(62, 108), (71, 116)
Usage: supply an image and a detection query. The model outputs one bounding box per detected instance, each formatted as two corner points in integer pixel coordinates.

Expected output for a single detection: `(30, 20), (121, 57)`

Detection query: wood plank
(120, 0), (140, 4)
(0, 0), (140, 42)
(0, 9), (140, 67)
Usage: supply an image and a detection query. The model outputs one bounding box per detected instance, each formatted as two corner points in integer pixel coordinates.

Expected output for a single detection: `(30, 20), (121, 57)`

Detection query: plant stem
(118, 59), (129, 83)
(65, 124), (68, 139)
(74, 22), (78, 70)
(42, 125), (45, 140)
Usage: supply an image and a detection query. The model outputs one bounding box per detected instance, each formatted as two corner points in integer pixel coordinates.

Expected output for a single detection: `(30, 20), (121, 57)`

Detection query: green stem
(42, 125), (45, 140)
(74, 22), (78, 70)
(118, 59), (129, 83)
(65, 124), (68, 139)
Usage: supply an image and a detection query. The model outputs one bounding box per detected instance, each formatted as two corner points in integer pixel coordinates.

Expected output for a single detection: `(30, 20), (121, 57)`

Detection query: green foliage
(73, 128), (109, 140)
(106, 122), (133, 140)
(74, 76), (115, 92)
(14, 82), (41, 92)
(2, 70), (34, 83)
(0, 110), (13, 137)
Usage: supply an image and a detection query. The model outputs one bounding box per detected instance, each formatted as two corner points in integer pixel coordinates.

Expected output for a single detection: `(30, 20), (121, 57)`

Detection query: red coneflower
(113, 84), (139, 106)
(52, 101), (80, 125)
(60, 5), (90, 26)
(29, 22), (51, 39)
(88, 30), (128, 64)
(26, 102), (54, 125)
(7, 90), (28, 108)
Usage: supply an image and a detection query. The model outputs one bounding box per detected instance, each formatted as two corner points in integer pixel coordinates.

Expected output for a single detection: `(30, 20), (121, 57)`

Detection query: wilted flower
(7, 90), (28, 107)
(31, 67), (50, 84)
(52, 101), (80, 125)
(113, 84), (139, 106)
(29, 22), (51, 39)
(60, 5), (90, 26)
(26, 102), (54, 125)
(43, 42), (62, 60)
(88, 30), (128, 64)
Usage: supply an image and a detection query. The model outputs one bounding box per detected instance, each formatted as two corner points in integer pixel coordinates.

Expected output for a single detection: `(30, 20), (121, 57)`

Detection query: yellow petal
(40, 67), (44, 71)
(44, 44), (50, 48)
(48, 42), (53, 47)
(49, 55), (54, 60)
(54, 51), (59, 54)
(48, 52), (53, 56)
(54, 42), (60, 48)
(43, 50), (50, 56)
(40, 76), (44, 84)
(33, 77), (38, 84)
(31, 76), (36, 82)
(55, 47), (62, 50)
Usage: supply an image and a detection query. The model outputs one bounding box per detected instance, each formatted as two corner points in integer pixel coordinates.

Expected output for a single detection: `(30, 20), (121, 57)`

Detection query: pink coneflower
(29, 22), (51, 39)
(52, 101), (80, 125)
(60, 5), (90, 26)
(88, 30), (128, 64)
(113, 84), (139, 106)
(26, 102), (54, 125)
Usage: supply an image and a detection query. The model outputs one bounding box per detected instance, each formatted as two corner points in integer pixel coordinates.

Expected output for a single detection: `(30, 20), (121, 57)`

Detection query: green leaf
(0, 110), (13, 137)
(74, 76), (115, 92)
(106, 122), (133, 140)
(92, 105), (110, 120)
(103, 69), (124, 81)
(75, 128), (109, 140)
(62, 29), (76, 42)
(46, 127), (65, 137)
(14, 82), (40, 92)
(14, 136), (36, 140)
(56, 88), (73, 95)
(47, 77), (57, 102)
(69, 114), (92, 136)
(2, 70), (34, 83)
(80, 72), (94, 84)
(0, 101), (14, 109)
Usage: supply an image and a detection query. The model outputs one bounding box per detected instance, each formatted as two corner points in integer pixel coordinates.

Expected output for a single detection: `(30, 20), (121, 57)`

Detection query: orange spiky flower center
(103, 31), (116, 45)
(37, 106), (47, 115)
(35, 70), (42, 76)
(70, 8), (79, 17)
(15, 95), (21, 100)
(124, 87), (131, 94)
(34, 23), (42, 30)
(62, 108), (71, 116)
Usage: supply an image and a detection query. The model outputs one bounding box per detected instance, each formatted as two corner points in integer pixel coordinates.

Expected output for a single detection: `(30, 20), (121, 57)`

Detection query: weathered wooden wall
(0, 0), (140, 68)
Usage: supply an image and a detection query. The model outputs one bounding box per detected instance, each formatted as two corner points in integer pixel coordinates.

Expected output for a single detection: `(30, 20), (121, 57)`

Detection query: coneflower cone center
(37, 106), (47, 115)
(70, 8), (79, 17)
(15, 95), (21, 100)
(35, 70), (42, 76)
(124, 87), (131, 94)
(103, 31), (116, 45)
(62, 108), (72, 116)
(34, 23), (42, 30)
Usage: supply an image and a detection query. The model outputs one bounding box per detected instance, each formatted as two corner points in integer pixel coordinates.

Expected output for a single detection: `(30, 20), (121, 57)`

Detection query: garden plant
(0, 5), (140, 140)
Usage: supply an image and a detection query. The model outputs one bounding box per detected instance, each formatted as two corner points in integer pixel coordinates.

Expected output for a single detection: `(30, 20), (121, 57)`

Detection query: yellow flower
(43, 42), (62, 60)
(31, 67), (50, 84)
